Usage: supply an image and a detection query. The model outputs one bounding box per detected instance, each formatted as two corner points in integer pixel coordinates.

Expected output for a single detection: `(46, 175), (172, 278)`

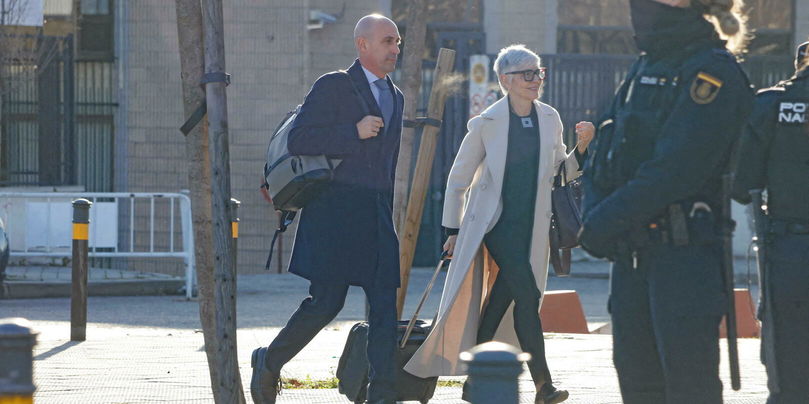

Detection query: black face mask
(629, 0), (714, 55)
(629, 0), (673, 37)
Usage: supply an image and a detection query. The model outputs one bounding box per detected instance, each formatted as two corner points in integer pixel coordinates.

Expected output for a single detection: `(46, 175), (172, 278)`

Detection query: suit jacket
(286, 59), (404, 288)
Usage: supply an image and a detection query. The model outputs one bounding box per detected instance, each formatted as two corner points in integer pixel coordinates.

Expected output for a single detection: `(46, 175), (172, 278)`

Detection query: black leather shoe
(250, 347), (281, 404)
(536, 383), (569, 404)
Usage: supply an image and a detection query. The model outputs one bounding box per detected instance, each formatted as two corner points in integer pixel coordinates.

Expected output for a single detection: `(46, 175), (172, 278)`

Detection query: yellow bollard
(71, 199), (92, 342)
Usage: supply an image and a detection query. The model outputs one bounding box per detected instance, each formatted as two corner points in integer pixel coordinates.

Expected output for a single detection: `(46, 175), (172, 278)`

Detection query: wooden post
(70, 198), (91, 342)
(397, 48), (456, 318)
(174, 0), (222, 400)
(392, 0), (429, 233)
(201, 0), (245, 402)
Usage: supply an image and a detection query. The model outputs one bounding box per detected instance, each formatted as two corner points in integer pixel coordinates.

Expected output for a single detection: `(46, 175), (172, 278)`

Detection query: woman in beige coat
(404, 45), (594, 404)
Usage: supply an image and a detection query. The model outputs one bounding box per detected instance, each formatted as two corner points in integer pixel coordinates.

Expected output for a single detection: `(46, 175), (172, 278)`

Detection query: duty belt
(632, 201), (721, 248)
(770, 220), (809, 235)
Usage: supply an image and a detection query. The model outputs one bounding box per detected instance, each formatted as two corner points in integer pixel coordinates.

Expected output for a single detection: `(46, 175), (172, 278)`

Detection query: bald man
(250, 15), (404, 404)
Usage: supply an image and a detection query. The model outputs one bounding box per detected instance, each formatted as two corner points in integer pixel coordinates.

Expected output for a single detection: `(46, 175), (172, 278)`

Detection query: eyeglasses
(505, 68), (547, 82)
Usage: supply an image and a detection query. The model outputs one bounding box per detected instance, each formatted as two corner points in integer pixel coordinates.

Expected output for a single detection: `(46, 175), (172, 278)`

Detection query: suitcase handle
(400, 252), (450, 349)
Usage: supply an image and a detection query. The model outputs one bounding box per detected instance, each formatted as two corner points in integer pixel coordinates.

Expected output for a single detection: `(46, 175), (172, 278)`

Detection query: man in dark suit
(250, 14), (404, 404)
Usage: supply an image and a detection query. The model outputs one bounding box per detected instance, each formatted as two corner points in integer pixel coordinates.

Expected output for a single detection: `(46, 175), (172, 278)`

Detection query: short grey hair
(493, 44), (541, 94)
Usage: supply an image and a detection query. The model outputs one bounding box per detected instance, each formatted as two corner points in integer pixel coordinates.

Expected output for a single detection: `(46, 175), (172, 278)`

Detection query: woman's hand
(443, 235), (458, 258)
(575, 121), (595, 153)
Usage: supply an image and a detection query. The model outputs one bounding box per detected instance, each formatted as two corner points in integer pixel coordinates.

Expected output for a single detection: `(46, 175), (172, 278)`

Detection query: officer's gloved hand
(578, 222), (616, 259)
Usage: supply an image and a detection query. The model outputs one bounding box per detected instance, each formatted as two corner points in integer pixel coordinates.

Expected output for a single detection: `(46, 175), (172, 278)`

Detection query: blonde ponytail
(696, 0), (751, 55)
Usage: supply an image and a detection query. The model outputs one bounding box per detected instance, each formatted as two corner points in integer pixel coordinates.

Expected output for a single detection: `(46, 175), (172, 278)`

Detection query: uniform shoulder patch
(690, 72), (723, 104)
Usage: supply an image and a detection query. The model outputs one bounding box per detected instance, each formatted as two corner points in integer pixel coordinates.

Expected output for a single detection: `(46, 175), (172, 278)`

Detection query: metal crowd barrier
(0, 192), (196, 299)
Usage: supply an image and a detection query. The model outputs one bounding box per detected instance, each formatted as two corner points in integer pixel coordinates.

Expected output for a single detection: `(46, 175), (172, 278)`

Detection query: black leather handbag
(549, 162), (583, 276)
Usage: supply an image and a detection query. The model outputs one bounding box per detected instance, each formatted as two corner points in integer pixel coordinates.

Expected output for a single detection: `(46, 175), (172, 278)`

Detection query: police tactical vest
(764, 70), (809, 221)
(591, 48), (725, 192)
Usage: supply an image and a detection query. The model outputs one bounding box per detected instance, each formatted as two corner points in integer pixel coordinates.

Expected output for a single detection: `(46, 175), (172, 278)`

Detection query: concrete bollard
(0, 318), (38, 403)
(71, 198), (92, 342)
(460, 341), (530, 404)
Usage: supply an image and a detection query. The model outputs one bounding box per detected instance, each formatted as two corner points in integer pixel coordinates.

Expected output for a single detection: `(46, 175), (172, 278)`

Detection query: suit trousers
(610, 244), (724, 404)
(264, 280), (398, 400)
(476, 228), (552, 388)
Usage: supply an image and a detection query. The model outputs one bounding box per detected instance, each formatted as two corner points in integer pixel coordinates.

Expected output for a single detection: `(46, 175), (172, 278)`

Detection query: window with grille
(77, 0), (113, 60)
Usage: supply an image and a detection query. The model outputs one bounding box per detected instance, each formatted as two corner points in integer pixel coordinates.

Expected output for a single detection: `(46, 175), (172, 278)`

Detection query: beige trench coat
(404, 96), (581, 377)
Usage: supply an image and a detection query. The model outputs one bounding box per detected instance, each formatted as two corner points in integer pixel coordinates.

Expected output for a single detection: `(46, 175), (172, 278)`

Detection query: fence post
(0, 318), (38, 403)
(71, 198), (92, 342)
(459, 341), (529, 404)
(228, 198), (240, 272)
(179, 192), (196, 299)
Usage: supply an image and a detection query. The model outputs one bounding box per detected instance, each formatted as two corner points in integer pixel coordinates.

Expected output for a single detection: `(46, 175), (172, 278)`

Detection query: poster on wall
(468, 55), (499, 118)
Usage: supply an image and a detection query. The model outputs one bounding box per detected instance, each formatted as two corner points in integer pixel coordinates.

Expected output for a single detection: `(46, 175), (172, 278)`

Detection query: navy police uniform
(579, 2), (753, 402)
(732, 42), (809, 404)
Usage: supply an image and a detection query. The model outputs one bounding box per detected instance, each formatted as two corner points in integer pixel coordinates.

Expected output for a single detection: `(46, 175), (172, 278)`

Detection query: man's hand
(357, 115), (384, 140)
(443, 235), (457, 258)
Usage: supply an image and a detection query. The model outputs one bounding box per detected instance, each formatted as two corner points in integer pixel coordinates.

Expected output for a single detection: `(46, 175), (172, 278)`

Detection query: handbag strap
(549, 248), (572, 277)
(400, 252), (450, 349)
(554, 160), (569, 187)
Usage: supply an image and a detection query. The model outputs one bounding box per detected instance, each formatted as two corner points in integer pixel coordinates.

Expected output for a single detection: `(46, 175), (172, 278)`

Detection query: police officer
(731, 40), (809, 404)
(578, 1), (753, 403)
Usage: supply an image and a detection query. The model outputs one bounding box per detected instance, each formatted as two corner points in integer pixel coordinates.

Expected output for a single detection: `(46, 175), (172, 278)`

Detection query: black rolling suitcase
(336, 255), (449, 404)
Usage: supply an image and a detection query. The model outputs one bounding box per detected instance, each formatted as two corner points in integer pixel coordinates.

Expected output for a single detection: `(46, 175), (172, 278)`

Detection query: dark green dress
(477, 101), (553, 387)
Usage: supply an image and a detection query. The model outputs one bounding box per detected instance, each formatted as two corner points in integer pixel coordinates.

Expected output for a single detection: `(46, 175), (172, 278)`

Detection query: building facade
(2, 0), (804, 275)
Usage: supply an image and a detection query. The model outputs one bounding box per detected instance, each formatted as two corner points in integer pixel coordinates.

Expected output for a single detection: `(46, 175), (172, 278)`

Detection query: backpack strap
(264, 210), (297, 270)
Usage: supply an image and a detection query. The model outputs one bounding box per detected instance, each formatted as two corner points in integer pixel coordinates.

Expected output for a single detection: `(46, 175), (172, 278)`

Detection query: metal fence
(409, 53), (794, 264)
(0, 192), (196, 298)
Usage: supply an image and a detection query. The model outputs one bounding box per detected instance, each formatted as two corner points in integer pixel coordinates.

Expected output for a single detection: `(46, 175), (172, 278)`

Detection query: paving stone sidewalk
(26, 322), (767, 403)
(2, 264), (769, 403)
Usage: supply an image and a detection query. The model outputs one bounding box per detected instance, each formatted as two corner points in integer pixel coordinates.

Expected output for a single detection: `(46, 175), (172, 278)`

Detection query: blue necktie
(374, 78), (394, 131)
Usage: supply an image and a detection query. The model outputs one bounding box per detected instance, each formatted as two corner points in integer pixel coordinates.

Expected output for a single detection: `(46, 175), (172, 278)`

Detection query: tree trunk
(174, 1), (222, 401)
(200, 0), (245, 402)
(394, 0), (429, 319)
(392, 0), (428, 235)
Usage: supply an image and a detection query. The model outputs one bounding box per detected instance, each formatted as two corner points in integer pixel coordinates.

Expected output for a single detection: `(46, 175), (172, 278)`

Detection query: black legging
(477, 229), (552, 387)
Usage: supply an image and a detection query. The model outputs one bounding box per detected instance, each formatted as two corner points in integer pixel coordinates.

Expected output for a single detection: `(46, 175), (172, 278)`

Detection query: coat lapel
(535, 100), (556, 176)
(347, 60), (383, 118)
(479, 97), (510, 187)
